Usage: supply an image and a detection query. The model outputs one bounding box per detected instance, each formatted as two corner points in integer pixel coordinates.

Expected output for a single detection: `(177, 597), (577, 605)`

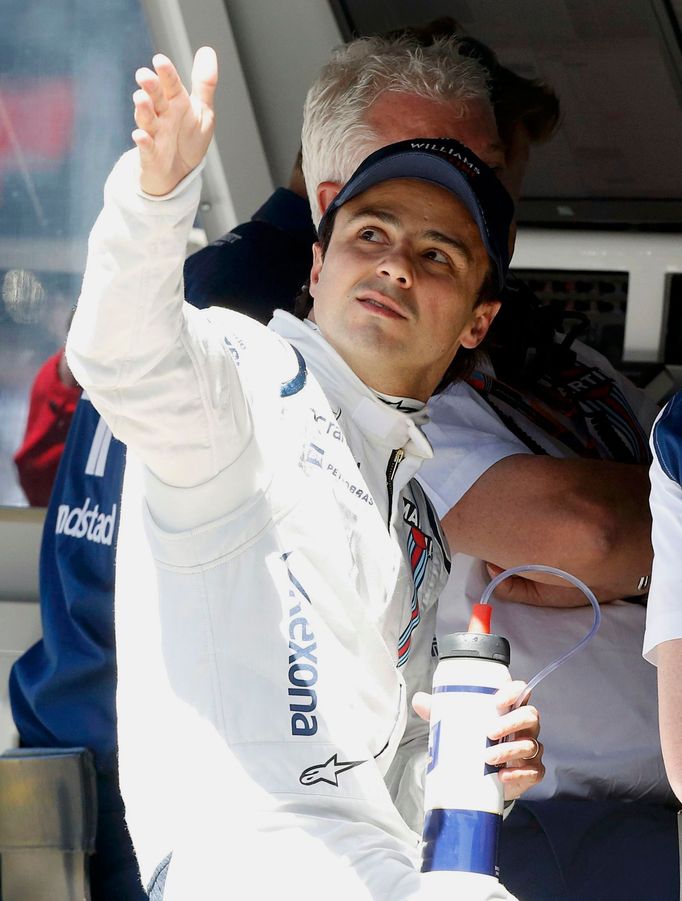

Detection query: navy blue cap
(318, 138), (514, 291)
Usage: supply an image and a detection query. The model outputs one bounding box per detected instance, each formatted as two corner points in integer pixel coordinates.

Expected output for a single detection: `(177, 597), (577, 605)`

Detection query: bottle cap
(468, 603), (492, 634)
(438, 632), (510, 665)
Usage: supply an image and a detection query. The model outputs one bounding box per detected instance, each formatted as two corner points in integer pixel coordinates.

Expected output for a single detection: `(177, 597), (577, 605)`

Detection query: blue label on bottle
(421, 808), (501, 876)
(432, 685), (497, 695)
(426, 719), (441, 775)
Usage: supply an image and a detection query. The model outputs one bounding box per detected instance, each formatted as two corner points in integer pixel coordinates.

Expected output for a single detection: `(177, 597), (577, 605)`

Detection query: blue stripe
(398, 610), (421, 646)
(654, 393), (682, 484)
(282, 554), (312, 604)
(433, 685), (497, 695)
(398, 590), (421, 642)
(413, 552), (428, 586)
(280, 346), (307, 397)
(421, 808), (501, 875)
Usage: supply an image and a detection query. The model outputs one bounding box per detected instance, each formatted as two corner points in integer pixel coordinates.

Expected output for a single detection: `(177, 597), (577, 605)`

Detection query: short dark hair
(294, 204), (498, 389)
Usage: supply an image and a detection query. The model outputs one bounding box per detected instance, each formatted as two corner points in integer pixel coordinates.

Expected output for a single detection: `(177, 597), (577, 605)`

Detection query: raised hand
(131, 46), (218, 196)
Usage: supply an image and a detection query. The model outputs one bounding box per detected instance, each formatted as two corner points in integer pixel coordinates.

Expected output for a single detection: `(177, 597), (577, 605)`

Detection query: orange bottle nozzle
(468, 603), (492, 634)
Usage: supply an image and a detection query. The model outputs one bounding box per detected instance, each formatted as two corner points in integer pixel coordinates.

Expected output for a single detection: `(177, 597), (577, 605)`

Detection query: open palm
(132, 46), (218, 196)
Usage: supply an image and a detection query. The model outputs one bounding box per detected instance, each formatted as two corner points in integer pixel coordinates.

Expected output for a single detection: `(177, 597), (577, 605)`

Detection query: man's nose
(376, 249), (413, 287)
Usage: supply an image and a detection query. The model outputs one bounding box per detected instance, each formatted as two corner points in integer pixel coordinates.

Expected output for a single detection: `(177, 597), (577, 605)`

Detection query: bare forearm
(442, 455), (652, 600)
(657, 640), (682, 803)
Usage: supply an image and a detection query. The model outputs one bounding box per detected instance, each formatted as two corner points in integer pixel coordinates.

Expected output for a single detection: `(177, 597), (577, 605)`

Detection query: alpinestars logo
(299, 754), (366, 787)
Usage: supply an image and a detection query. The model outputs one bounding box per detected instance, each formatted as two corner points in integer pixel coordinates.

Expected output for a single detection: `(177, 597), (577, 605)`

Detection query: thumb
(191, 46), (218, 109)
(412, 691), (432, 722)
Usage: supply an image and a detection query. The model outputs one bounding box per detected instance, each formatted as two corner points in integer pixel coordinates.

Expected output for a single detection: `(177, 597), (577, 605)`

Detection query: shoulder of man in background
(183, 154), (316, 321)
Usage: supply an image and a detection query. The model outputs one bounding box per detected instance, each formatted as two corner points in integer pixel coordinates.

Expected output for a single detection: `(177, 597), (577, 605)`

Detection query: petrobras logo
(55, 498), (117, 546)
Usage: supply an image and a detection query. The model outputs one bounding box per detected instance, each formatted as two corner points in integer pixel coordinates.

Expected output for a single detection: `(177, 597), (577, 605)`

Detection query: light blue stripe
(433, 685), (497, 695)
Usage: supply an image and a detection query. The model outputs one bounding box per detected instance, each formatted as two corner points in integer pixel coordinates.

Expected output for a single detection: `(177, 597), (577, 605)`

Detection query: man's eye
(424, 248), (448, 264)
(359, 227), (382, 242)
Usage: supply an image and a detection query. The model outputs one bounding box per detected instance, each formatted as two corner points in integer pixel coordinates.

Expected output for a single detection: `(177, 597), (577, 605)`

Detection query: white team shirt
(419, 365), (673, 804)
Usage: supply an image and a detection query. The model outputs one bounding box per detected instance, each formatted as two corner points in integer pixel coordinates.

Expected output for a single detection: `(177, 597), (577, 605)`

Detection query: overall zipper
(385, 447), (405, 529)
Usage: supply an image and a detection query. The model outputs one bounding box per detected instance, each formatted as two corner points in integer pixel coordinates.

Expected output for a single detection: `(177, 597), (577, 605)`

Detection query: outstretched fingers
(131, 86), (157, 158)
(132, 65), (170, 150)
(190, 46), (218, 110)
(131, 128), (154, 157)
(133, 88), (158, 134)
(131, 55), (185, 144)
(152, 53), (186, 103)
(135, 67), (168, 116)
(128, 47), (218, 196)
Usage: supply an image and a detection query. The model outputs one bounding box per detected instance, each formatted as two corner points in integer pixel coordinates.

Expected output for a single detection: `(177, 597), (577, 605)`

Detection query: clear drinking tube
(478, 564), (602, 709)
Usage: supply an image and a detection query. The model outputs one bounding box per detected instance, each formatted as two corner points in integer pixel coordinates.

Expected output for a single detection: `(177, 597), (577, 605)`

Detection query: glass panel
(335, 0), (682, 225)
(1, 0), (155, 506)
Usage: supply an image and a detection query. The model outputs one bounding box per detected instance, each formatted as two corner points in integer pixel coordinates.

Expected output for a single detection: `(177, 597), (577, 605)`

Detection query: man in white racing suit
(66, 48), (542, 900)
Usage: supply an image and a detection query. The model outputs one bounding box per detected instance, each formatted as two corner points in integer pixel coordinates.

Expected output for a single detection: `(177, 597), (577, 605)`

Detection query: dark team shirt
(184, 187), (316, 319)
(10, 397), (125, 772)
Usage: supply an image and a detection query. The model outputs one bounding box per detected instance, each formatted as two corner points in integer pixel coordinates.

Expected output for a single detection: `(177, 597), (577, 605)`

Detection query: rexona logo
(282, 551), (318, 737)
(55, 499), (117, 546)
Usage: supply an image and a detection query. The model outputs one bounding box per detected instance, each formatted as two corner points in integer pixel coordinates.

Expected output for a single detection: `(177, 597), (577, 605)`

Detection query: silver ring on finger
(522, 737), (540, 760)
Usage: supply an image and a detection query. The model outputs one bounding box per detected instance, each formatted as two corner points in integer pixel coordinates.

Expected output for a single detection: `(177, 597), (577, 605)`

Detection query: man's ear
(460, 300), (501, 349)
(309, 242), (324, 298)
(317, 181), (342, 218)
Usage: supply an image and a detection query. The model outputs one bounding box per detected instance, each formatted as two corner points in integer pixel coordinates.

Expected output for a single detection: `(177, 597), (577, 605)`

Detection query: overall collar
(268, 310), (434, 461)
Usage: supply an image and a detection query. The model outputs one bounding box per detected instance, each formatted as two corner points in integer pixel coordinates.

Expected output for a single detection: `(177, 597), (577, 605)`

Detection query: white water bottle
(421, 611), (511, 893)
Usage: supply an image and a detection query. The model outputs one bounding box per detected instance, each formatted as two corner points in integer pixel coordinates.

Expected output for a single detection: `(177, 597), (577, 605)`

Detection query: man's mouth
(355, 291), (407, 319)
